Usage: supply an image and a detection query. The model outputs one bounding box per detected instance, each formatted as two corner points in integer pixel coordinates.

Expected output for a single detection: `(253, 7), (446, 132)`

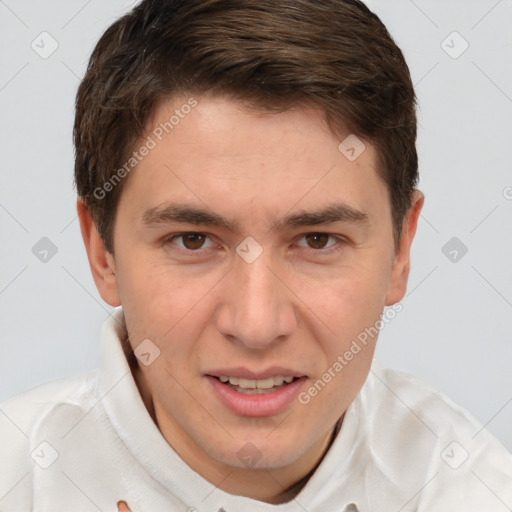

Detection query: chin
(207, 433), (309, 470)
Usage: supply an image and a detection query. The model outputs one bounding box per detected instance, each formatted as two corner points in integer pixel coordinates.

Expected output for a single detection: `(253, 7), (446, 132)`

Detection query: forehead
(119, 95), (389, 226)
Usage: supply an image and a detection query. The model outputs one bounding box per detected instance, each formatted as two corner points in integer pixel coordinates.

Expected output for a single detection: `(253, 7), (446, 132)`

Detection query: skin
(79, 94), (423, 505)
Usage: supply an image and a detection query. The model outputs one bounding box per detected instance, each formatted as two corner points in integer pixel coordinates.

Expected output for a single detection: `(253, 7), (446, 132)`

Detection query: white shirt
(1, 308), (511, 511)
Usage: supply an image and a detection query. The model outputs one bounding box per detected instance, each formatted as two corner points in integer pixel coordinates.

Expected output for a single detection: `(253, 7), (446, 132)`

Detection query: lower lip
(206, 376), (306, 417)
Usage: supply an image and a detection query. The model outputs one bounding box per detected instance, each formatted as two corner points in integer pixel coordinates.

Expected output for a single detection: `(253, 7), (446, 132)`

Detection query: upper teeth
(219, 376), (294, 389)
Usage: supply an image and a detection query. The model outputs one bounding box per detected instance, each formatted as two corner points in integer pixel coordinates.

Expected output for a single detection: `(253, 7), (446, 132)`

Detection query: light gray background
(1, 0), (511, 451)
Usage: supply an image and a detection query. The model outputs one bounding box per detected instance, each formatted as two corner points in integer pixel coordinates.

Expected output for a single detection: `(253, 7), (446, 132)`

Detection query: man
(1, 0), (511, 510)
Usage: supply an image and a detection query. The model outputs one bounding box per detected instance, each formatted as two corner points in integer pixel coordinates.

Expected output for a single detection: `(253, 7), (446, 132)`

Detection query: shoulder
(1, 371), (99, 434)
(370, 363), (481, 434)
(371, 363), (511, 453)
(362, 361), (512, 510)
(0, 372), (99, 507)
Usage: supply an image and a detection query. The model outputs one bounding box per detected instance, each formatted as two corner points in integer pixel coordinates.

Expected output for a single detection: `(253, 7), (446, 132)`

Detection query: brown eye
(304, 233), (331, 249)
(181, 232), (207, 250)
(165, 232), (217, 252)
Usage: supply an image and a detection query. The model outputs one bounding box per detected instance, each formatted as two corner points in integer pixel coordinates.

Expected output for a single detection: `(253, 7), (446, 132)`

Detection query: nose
(214, 251), (297, 350)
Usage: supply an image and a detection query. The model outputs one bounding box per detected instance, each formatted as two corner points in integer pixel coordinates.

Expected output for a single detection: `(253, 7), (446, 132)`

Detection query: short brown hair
(74, 0), (418, 253)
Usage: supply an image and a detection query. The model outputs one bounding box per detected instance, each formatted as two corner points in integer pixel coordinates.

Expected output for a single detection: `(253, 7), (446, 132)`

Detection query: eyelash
(163, 232), (346, 254)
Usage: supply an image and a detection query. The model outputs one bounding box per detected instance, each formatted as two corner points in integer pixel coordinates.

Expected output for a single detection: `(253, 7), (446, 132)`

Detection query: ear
(385, 191), (424, 306)
(77, 199), (121, 307)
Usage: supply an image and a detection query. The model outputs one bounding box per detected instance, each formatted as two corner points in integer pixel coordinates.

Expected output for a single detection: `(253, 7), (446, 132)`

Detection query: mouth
(212, 375), (299, 394)
(205, 371), (307, 417)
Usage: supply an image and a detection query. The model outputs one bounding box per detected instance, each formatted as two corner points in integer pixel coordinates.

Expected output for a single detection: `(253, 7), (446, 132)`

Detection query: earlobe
(385, 191), (424, 306)
(77, 199), (121, 307)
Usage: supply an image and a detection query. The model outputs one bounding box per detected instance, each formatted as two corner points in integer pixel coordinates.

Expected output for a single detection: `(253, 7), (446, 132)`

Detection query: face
(80, 94), (422, 493)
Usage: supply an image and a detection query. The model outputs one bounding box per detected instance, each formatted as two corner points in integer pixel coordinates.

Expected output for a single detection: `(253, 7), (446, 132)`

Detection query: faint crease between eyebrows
(141, 201), (369, 232)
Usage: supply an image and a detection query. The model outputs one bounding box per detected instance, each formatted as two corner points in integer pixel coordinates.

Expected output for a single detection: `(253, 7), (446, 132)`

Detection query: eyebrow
(141, 201), (369, 231)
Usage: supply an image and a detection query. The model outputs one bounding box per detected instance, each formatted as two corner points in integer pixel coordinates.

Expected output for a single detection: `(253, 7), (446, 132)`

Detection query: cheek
(297, 271), (386, 419)
(115, 255), (222, 367)
(302, 260), (391, 344)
